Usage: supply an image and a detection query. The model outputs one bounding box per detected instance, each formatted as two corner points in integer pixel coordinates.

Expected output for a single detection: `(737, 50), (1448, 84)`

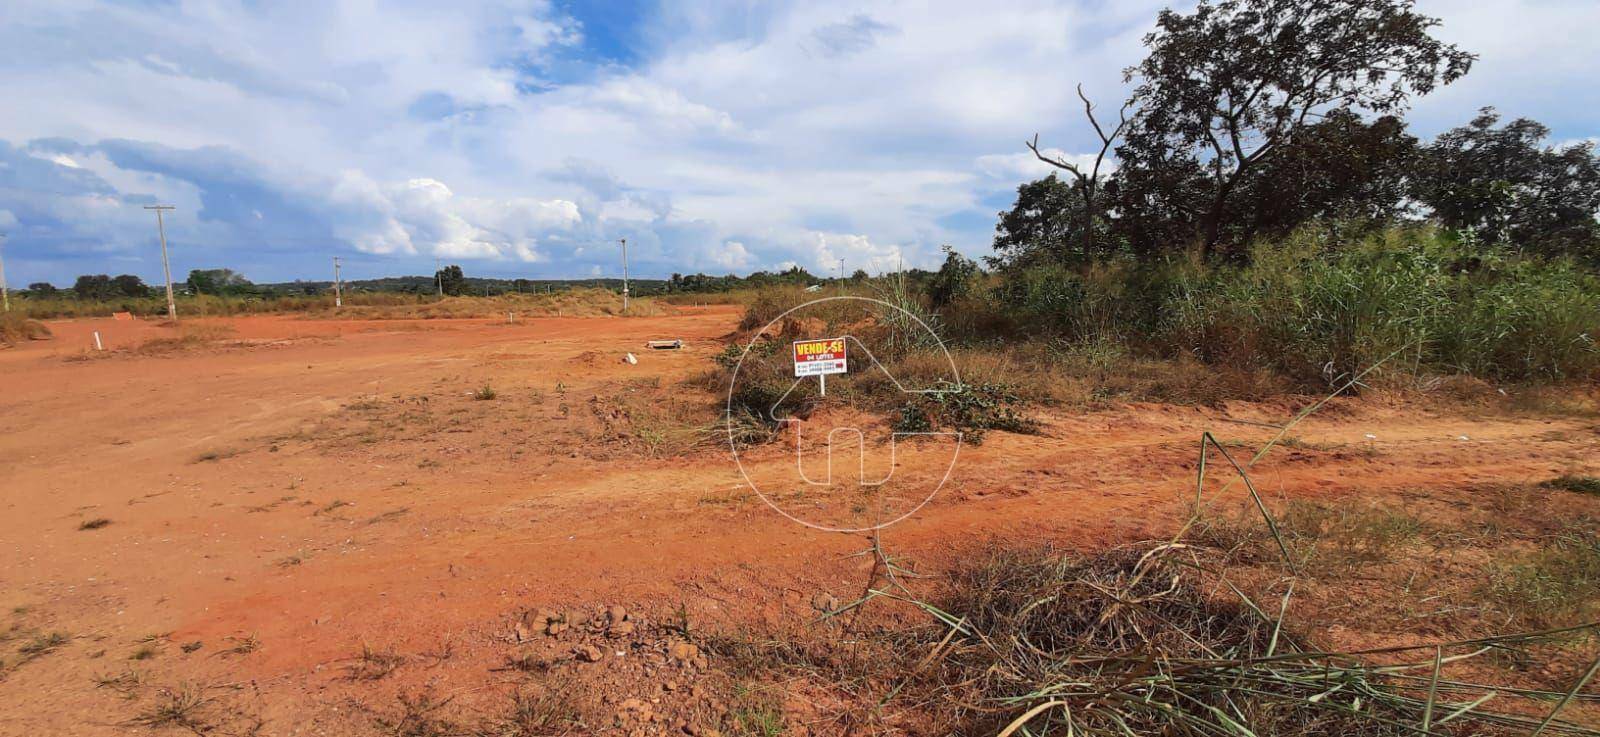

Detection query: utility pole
(619, 237), (630, 311)
(144, 205), (177, 321)
(0, 233), (9, 313)
(333, 256), (343, 308)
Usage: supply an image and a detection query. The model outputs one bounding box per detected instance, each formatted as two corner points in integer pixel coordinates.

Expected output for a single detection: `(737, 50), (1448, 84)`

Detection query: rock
(546, 620), (568, 636)
(514, 622), (532, 642)
(607, 605), (628, 624)
(668, 641), (699, 663)
(566, 609), (591, 627)
(623, 353), (638, 365)
(663, 679), (678, 692)
(609, 620), (635, 638)
(811, 592), (838, 612)
(575, 644), (603, 662)
(618, 698), (654, 724)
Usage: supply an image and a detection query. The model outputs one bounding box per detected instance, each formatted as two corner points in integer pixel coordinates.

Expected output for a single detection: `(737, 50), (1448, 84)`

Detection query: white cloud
(0, 0), (1594, 283)
(974, 148), (1114, 183)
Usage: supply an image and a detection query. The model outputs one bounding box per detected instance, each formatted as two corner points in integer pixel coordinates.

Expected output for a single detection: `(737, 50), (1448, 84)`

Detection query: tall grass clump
(1163, 229), (1453, 384)
(983, 226), (1600, 387)
(0, 312), (53, 346)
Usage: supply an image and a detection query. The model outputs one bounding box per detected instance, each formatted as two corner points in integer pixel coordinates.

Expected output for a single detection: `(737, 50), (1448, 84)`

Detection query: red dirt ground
(2, 308), (1597, 735)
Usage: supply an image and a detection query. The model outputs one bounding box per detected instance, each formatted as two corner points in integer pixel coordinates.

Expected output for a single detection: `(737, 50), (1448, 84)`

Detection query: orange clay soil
(1, 307), (1597, 735)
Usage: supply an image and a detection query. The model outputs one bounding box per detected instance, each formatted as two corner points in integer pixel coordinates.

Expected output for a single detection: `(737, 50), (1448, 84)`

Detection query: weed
(727, 684), (786, 737)
(219, 633), (259, 657)
(78, 517), (112, 530)
(371, 689), (457, 737)
(480, 687), (578, 736)
(125, 685), (213, 732)
(193, 448), (241, 463)
(346, 642), (405, 681)
(1482, 530), (1600, 629)
(474, 383), (498, 401)
(1542, 475), (1600, 495)
(898, 381), (1039, 445)
(18, 631), (69, 658)
(93, 668), (144, 696)
(317, 499), (352, 515)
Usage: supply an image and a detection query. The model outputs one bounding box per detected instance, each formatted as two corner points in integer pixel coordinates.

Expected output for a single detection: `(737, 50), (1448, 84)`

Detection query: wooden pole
(144, 205), (177, 321)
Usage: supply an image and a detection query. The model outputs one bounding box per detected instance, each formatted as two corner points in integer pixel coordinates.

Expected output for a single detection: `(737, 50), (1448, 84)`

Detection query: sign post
(793, 337), (848, 396)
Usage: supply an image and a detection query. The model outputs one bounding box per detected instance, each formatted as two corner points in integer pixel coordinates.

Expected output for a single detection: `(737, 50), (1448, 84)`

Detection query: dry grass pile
(135, 323), (238, 354)
(0, 312), (52, 346)
(709, 536), (1599, 736)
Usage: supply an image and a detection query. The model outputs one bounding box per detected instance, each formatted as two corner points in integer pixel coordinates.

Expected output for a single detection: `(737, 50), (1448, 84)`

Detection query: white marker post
(793, 337), (848, 397)
(93, 331), (103, 351)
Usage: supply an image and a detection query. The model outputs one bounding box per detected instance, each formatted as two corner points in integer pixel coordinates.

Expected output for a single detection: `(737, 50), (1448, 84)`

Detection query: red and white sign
(793, 337), (848, 377)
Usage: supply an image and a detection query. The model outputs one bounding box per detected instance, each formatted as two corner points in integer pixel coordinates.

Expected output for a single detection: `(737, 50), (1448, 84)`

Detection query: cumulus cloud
(0, 0), (1592, 283)
(974, 148), (1111, 183)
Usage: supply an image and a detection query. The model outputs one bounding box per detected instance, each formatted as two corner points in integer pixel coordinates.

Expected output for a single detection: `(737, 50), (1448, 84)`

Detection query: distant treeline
(16, 262), (934, 302)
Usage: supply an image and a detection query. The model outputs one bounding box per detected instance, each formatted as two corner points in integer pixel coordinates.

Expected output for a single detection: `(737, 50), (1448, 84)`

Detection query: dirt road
(1, 308), (1595, 735)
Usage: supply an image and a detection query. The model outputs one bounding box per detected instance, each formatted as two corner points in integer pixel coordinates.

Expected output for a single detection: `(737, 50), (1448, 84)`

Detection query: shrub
(0, 313), (52, 345)
(987, 226), (1600, 387)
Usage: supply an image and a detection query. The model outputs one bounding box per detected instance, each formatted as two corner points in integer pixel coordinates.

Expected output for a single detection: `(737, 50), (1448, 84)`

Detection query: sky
(0, 0), (1596, 286)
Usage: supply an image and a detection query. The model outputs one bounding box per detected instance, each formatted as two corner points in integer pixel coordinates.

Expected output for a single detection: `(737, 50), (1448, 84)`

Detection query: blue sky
(1, 0), (1596, 286)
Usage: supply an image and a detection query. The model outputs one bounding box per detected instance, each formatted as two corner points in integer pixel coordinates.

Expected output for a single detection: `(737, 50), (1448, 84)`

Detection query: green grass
(955, 227), (1600, 387)
(1482, 531), (1600, 630)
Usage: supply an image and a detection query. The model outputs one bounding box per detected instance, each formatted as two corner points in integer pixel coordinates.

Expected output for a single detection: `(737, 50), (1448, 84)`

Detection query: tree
(991, 174), (1088, 269)
(188, 269), (252, 295)
(1413, 108), (1600, 259)
(1119, 0), (1473, 259)
(1229, 111), (1419, 240)
(1025, 85), (1130, 259)
(73, 274), (113, 300)
(926, 246), (981, 309)
(435, 264), (466, 296)
(111, 274), (148, 298)
(850, 269), (869, 281)
(27, 282), (57, 296)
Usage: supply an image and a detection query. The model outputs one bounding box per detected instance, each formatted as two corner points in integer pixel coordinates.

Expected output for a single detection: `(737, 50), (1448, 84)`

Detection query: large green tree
(1413, 108), (1600, 260)
(188, 268), (252, 295)
(73, 274), (113, 300)
(992, 174), (1100, 269)
(1228, 111), (1419, 240)
(1117, 0), (1473, 259)
(111, 274), (148, 298)
(435, 264), (466, 296)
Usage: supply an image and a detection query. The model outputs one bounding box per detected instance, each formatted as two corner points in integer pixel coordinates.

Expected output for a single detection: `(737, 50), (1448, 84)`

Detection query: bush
(0, 313), (52, 345)
(896, 381), (1038, 445)
(986, 226), (1600, 387)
